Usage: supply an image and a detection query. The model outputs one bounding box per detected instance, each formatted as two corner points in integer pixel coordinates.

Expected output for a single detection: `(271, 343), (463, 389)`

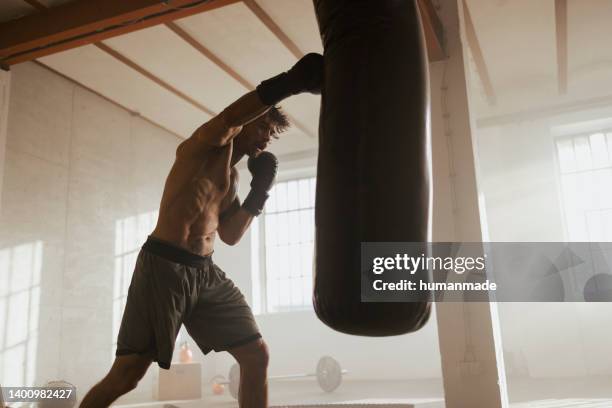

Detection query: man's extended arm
(179, 53), (323, 155)
(179, 91), (268, 156)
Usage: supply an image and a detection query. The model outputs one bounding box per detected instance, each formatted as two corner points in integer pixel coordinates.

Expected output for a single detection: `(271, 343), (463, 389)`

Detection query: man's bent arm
(218, 152), (278, 245)
(218, 202), (254, 246)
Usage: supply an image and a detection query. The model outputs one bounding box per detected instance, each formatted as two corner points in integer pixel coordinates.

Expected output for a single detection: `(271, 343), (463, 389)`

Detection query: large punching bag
(313, 0), (432, 336)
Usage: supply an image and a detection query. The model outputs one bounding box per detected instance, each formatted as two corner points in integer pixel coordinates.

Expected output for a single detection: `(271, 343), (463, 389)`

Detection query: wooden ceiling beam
(21, 0), (47, 13)
(242, 0), (445, 63)
(95, 42), (216, 117)
(166, 21), (315, 138)
(166, 22), (253, 90)
(242, 0), (304, 59)
(0, 0), (239, 65)
(5, 0), (446, 66)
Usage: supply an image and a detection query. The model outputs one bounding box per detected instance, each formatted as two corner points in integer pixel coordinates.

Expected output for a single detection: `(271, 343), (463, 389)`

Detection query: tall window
(556, 131), (612, 241)
(0, 241), (42, 386)
(257, 177), (316, 313)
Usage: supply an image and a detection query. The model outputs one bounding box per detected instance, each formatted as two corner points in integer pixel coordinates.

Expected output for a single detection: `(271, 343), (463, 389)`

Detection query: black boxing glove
(242, 151), (278, 216)
(256, 53), (324, 106)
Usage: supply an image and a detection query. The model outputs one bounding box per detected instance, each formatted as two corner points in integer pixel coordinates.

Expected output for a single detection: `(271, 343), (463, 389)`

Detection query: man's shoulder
(177, 136), (231, 161)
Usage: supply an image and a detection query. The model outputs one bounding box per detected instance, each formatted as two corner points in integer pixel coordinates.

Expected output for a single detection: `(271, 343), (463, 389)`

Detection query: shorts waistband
(142, 236), (212, 268)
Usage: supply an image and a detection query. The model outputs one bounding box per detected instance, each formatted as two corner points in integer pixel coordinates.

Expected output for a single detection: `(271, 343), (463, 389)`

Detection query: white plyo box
(153, 362), (201, 401)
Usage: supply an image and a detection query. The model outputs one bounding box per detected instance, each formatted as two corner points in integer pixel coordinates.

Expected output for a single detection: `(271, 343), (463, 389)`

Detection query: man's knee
(107, 355), (151, 394)
(112, 377), (139, 395)
(111, 371), (144, 395)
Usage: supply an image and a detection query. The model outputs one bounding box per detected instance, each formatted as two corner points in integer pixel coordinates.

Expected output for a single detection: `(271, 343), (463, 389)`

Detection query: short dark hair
(267, 106), (291, 137)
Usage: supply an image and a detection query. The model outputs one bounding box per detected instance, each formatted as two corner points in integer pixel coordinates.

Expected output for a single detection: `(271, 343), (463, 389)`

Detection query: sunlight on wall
(0, 241), (43, 386)
(112, 211), (158, 353)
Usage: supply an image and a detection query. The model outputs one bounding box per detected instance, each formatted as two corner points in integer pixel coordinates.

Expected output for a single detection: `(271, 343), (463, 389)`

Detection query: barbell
(214, 355), (346, 399)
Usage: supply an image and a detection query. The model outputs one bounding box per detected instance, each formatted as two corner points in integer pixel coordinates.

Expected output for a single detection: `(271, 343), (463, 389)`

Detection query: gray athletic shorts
(116, 236), (261, 369)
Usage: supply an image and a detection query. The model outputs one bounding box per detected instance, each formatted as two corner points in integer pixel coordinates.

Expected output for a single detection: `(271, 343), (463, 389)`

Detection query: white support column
(432, 0), (508, 407)
(0, 68), (10, 215)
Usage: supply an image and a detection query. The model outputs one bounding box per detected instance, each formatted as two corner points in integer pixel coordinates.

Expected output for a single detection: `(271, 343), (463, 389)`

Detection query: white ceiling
(465, 0), (612, 117)
(3, 0), (322, 157)
(567, 0), (612, 97)
(468, 0), (557, 92)
(5, 0), (612, 140)
(39, 43), (212, 137)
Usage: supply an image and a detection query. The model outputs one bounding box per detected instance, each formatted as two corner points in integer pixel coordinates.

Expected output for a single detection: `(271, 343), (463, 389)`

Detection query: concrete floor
(113, 377), (612, 408)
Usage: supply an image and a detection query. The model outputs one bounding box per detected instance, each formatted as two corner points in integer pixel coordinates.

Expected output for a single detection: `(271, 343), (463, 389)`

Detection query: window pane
(265, 215), (277, 247)
(279, 245), (289, 279)
(275, 182), (288, 212)
(277, 212), (288, 244)
(605, 209), (612, 241)
(557, 139), (576, 173)
(267, 277), (279, 312)
(288, 211), (299, 245)
(590, 133), (608, 168)
(300, 243), (311, 277)
(557, 133), (612, 242)
(298, 210), (309, 243)
(291, 278), (302, 306)
(267, 185), (277, 213)
(307, 209), (315, 241)
(289, 244), (300, 278)
(309, 178), (316, 207)
(287, 180), (299, 211)
(266, 246), (278, 280)
(302, 276), (312, 305)
(574, 136), (592, 171)
(298, 178), (310, 209)
(279, 278), (290, 307)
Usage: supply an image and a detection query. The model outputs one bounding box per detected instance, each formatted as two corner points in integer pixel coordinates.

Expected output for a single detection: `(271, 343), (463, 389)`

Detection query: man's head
(234, 106), (290, 157)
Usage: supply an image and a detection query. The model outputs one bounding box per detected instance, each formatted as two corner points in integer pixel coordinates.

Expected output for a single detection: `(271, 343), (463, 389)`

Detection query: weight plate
(229, 363), (240, 399)
(316, 356), (342, 392)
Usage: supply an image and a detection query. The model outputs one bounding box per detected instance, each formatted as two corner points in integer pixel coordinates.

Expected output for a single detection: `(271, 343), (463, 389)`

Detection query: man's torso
(152, 141), (237, 255)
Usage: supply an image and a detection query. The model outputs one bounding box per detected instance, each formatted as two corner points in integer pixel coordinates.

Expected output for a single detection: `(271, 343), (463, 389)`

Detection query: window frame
(554, 128), (612, 241)
(254, 168), (316, 315)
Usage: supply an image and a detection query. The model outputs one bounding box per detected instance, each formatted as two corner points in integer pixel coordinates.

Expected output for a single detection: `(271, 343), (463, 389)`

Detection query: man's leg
(80, 354), (152, 408)
(227, 338), (269, 408)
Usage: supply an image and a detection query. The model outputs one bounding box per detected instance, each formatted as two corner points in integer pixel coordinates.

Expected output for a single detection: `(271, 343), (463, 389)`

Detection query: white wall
(0, 62), (180, 399)
(0, 69), (9, 214)
(464, 1), (612, 380)
(472, 107), (612, 379)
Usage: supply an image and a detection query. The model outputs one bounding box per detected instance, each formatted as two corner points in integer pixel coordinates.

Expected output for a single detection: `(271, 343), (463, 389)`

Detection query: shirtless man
(80, 53), (323, 408)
